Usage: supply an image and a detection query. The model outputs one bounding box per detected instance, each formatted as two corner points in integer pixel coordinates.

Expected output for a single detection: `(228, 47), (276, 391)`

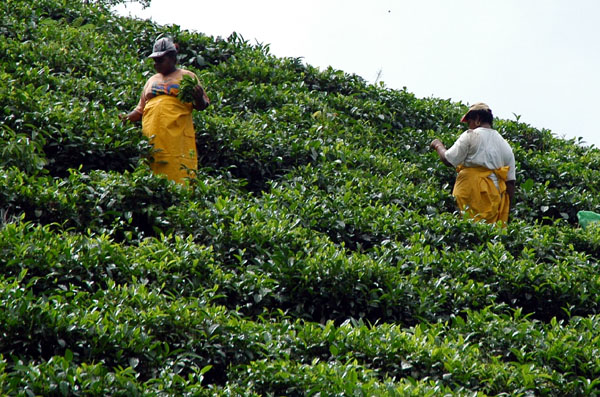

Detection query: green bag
(577, 211), (600, 229)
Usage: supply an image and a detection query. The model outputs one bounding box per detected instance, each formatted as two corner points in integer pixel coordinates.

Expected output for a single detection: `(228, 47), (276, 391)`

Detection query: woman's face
(153, 55), (176, 75)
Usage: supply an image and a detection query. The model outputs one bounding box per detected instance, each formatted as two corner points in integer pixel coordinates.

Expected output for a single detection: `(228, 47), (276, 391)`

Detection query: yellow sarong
(453, 165), (510, 225)
(142, 95), (197, 184)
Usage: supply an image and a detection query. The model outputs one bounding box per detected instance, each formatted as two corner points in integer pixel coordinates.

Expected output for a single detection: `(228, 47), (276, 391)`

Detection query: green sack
(577, 211), (600, 229)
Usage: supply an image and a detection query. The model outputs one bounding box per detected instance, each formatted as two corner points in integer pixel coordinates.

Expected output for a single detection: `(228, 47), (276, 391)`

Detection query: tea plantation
(3, 0), (600, 395)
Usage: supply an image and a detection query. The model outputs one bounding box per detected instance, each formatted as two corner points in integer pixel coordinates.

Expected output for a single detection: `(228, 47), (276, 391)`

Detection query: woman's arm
(119, 109), (142, 123)
(506, 180), (515, 204)
(119, 83), (147, 122)
(192, 85), (210, 111)
(430, 139), (453, 167)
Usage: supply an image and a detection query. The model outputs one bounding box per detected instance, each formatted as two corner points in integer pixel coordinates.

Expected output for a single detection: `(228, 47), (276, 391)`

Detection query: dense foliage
(2, 0), (600, 395)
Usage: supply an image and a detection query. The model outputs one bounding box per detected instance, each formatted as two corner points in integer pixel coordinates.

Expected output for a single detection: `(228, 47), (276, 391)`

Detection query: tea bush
(2, 0), (600, 394)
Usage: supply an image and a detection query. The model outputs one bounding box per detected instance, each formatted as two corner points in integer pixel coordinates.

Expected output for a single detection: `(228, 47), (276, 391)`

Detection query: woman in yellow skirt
(430, 103), (516, 225)
(120, 36), (210, 184)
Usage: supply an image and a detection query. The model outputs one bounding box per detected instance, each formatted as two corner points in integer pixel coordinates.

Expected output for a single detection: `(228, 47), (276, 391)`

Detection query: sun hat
(149, 37), (177, 58)
(460, 102), (491, 122)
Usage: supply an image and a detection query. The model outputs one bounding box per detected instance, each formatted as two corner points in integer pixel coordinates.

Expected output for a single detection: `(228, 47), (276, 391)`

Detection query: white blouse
(445, 127), (516, 185)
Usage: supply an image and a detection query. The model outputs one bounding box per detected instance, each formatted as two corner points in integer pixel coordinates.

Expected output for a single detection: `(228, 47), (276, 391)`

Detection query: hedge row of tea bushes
(4, 165), (600, 325)
(2, 222), (600, 394)
(3, 0), (600, 394)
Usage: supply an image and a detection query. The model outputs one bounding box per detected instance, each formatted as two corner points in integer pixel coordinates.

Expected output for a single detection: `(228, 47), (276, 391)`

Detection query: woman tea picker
(430, 103), (516, 224)
(120, 37), (210, 184)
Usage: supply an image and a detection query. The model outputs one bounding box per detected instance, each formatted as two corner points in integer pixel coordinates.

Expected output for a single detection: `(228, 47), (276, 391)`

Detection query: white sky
(115, 0), (600, 148)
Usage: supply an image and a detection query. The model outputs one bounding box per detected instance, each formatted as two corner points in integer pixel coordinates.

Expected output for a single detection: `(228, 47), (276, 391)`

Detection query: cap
(460, 102), (491, 122)
(149, 37), (177, 58)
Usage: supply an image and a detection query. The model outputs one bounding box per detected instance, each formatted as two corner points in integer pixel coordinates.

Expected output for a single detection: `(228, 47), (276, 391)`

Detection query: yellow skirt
(453, 165), (510, 225)
(142, 95), (197, 184)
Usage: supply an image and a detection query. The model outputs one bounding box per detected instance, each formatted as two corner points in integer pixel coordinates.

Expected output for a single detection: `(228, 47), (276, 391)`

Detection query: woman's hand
(430, 138), (453, 167)
(430, 139), (443, 151)
(119, 110), (142, 123)
(192, 85), (210, 111)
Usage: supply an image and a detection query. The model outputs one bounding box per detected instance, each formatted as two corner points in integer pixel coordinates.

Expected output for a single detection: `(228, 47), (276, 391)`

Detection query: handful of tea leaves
(178, 74), (199, 103)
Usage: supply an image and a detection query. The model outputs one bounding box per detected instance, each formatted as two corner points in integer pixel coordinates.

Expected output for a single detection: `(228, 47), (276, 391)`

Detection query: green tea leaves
(3, 0), (600, 394)
(177, 73), (199, 104)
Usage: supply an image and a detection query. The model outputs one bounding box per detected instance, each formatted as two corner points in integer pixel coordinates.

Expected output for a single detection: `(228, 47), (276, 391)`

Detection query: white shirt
(445, 127), (516, 185)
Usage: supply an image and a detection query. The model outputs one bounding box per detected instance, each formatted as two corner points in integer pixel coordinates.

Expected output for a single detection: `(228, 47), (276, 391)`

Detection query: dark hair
(464, 108), (494, 126)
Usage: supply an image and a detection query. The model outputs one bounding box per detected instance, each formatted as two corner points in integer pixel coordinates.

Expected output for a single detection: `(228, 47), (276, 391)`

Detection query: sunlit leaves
(3, 0), (600, 394)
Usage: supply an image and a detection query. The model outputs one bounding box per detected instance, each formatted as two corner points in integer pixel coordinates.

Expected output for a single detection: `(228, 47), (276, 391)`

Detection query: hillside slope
(2, 0), (600, 394)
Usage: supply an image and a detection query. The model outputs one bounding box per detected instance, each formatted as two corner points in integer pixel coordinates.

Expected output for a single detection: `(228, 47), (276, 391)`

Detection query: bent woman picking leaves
(430, 103), (516, 225)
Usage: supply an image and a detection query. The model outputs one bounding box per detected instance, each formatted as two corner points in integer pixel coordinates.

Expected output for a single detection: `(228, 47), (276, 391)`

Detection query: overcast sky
(115, 0), (600, 148)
